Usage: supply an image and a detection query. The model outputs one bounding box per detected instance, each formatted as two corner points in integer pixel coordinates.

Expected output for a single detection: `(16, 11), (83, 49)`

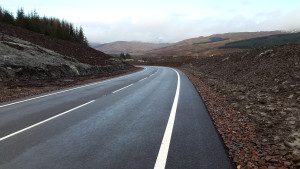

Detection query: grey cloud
(81, 8), (300, 43)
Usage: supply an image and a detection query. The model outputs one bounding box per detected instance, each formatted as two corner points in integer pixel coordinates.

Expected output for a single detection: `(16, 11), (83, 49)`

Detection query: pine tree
(2, 10), (14, 24)
(68, 23), (75, 41)
(120, 53), (126, 59)
(125, 53), (131, 59)
(16, 8), (25, 26)
(0, 7), (3, 21)
(78, 27), (84, 43)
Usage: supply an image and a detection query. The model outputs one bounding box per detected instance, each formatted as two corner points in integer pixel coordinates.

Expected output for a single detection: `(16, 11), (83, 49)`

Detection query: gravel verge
(181, 68), (295, 168)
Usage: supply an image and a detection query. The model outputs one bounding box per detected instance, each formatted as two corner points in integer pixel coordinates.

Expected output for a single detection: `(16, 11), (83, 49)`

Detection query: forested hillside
(0, 7), (87, 45)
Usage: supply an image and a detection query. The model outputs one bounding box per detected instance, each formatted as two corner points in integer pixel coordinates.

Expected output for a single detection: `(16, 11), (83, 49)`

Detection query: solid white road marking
(112, 84), (134, 94)
(154, 68), (181, 169)
(0, 100), (95, 142)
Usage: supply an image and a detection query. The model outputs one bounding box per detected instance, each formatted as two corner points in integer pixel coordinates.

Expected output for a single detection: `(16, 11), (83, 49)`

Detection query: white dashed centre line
(112, 84), (134, 94)
(0, 100), (95, 142)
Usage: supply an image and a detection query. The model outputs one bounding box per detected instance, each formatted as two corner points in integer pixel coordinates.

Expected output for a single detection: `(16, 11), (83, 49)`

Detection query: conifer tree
(16, 8), (25, 26)
(2, 10), (14, 24)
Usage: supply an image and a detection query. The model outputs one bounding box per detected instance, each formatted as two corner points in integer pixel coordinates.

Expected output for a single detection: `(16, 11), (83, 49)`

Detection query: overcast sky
(2, 0), (300, 43)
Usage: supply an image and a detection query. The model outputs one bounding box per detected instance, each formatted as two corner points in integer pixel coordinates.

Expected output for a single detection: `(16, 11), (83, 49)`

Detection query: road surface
(0, 66), (234, 169)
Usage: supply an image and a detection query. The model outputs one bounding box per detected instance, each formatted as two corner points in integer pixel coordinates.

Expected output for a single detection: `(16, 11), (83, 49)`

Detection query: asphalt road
(0, 66), (234, 169)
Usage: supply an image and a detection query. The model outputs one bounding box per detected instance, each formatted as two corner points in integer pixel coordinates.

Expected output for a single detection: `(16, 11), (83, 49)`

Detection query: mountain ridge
(143, 31), (283, 58)
(94, 41), (170, 56)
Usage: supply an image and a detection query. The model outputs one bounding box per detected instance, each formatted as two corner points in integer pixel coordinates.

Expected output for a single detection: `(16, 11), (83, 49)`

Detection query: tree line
(0, 7), (88, 45)
(120, 53), (131, 59)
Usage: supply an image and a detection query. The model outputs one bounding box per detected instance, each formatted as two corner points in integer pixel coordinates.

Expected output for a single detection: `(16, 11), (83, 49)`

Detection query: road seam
(154, 68), (181, 169)
(0, 100), (95, 142)
(112, 84), (134, 94)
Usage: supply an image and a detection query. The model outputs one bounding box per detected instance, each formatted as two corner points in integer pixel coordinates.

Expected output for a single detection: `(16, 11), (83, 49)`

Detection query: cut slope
(0, 23), (110, 66)
(0, 33), (129, 82)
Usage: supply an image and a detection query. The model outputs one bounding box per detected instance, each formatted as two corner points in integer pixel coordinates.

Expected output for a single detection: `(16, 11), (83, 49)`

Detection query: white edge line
(154, 68), (180, 169)
(0, 68), (148, 108)
(0, 100), (95, 142)
(112, 84), (134, 94)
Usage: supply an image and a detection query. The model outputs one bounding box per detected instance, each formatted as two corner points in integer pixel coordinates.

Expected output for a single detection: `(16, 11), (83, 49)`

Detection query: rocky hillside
(0, 21), (134, 83)
(0, 33), (128, 82)
(0, 22), (136, 103)
(94, 41), (170, 56)
(182, 44), (300, 168)
(0, 23), (112, 66)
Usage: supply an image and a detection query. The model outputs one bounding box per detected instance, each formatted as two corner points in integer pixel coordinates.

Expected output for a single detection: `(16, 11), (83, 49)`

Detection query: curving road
(0, 66), (234, 169)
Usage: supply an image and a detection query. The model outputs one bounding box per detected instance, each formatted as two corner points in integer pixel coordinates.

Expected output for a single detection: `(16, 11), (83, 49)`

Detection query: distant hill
(143, 31), (283, 58)
(89, 42), (102, 48)
(221, 32), (300, 49)
(94, 41), (170, 56)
